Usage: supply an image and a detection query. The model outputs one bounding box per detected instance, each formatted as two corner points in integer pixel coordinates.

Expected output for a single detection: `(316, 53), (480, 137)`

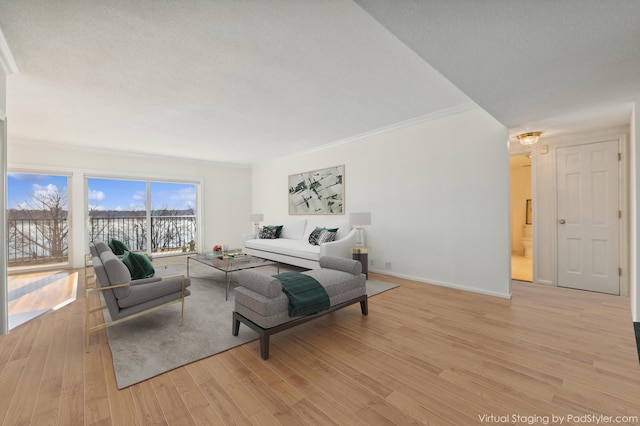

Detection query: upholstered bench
(232, 256), (368, 359)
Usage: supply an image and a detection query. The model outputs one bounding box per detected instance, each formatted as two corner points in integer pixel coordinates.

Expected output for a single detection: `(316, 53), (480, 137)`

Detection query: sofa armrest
(242, 233), (257, 245)
(320, 227), (357, 259)
(238, 270), (282, 298)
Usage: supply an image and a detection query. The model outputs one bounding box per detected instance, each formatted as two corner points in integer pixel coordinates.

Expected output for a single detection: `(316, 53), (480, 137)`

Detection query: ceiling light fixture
(517, 131), (542, 146)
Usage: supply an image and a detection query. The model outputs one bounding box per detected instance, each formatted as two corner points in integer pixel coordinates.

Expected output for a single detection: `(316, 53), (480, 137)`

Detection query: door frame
(549, 133), (629, 296)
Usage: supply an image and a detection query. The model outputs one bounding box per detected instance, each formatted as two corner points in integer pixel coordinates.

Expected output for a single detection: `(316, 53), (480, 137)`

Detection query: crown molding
(254, 101), (479, 165)
(0, 26), (18, 74)
(8, 137), (251, 169)
(328, 101), (479, 147)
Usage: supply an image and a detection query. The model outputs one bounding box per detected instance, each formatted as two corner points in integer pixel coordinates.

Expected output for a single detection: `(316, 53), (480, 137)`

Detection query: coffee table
(187, 253), (278, 300)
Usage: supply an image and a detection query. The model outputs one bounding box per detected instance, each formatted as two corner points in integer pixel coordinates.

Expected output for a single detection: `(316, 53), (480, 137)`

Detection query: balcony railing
(8, 218), (68, 267)
(8, 215), (197, 267)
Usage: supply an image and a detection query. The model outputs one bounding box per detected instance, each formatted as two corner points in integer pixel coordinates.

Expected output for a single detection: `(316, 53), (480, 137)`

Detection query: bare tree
(10, 185), (68, 264)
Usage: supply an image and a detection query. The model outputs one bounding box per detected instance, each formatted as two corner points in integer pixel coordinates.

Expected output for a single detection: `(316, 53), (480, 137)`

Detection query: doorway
(510, 154), (532, 282)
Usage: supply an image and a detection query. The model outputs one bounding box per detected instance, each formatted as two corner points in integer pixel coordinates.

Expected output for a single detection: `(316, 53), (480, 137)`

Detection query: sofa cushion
(235, 286), (290, 318)
(94, 240), (112, 256)
(122, 250), (155, 279)
(101, 251), (132, 299)
(118, 276), (187, 309)
(303, 268), (364, 298)
(92, 255), (123, 318)
(117, 288), (191, 319)
(244, 238), (321, 261)
(279, 219), (307, 240)
(109, 238), (129, 255)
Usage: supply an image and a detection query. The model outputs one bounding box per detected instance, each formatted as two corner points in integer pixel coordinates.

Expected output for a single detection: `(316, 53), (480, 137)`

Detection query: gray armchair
(85, 241), (191, 351)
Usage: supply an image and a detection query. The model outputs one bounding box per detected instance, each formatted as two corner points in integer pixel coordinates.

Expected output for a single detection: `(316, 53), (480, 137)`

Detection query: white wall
(0, 72), (6, 119)
(8, 139), (252, 268)
(252, 107), (511, 298)
(1, 72), (8, 334)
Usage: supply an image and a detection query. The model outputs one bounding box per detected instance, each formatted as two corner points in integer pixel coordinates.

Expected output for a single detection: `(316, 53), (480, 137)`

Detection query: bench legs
(360, 298), (368, 315)
(233, 311), (270, 359)
(233, 294), (368, 360)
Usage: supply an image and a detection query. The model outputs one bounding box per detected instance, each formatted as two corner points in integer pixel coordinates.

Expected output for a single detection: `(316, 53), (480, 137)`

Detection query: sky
(8, 173), (196, 211)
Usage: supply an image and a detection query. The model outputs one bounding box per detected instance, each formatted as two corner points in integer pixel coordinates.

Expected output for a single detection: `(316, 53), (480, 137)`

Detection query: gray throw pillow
(258, 226), (278, 239)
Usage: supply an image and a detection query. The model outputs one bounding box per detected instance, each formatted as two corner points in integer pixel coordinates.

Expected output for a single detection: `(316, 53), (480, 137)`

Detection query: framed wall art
(526, 199), (532, 224)
(288, 165), (344, 215)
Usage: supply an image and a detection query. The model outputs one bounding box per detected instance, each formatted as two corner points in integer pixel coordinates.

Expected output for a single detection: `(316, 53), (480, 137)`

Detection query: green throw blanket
(274, 272), (330, 317)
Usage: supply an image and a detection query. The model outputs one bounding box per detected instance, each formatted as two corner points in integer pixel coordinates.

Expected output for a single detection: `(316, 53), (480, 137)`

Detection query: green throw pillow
(122, 250), (155, 280)
(109, 239), (129, 255)
(270, 225), (284, 238)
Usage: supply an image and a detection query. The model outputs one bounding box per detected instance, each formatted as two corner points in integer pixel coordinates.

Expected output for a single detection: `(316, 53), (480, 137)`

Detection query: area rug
(105, 261), (398, 389)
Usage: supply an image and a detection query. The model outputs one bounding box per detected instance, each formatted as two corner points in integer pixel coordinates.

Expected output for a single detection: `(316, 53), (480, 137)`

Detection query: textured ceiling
(1, 0), (638, 164)
(355, 0), (640, 139)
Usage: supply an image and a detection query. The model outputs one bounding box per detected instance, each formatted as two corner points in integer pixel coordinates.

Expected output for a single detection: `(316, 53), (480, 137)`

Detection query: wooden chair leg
(360, 297), (368, 315)
(260, 335), (270, 360)
(232, 314), (241, 336)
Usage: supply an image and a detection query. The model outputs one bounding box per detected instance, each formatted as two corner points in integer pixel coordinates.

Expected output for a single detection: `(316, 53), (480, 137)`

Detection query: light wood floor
(1, 264), (639, 425)
(7, 270), (78, 330)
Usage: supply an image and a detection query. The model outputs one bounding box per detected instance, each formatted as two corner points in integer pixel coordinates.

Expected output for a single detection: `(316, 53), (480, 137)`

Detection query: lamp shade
(249, 213), (264, 222)
(350, 212), (371, 226)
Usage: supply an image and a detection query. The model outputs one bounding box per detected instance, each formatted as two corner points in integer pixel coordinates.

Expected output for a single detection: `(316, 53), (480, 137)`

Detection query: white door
(557, 140), (619, 295)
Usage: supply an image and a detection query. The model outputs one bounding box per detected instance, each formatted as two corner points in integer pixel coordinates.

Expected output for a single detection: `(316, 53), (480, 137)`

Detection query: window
(7, 173), (70, 267)
(150, 181), (197, 253)
(87, 178), (197, 255)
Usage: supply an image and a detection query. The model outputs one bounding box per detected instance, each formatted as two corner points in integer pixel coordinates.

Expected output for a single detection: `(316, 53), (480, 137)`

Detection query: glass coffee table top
(187, 253), (277, 300)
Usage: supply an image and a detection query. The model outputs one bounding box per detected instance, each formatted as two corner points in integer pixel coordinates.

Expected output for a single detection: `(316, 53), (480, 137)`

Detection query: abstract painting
(288, 165), (344, 215)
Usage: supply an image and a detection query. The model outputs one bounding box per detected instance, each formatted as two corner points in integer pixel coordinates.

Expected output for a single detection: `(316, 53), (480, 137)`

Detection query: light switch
(540, 144), (548, 154)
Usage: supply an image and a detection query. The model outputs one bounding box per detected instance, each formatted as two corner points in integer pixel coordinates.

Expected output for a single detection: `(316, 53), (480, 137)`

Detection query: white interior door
(557, 140), (619, 295)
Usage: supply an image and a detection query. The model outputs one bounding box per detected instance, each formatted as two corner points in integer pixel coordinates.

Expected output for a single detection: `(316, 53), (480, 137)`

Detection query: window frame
(85, 175), (201, 258)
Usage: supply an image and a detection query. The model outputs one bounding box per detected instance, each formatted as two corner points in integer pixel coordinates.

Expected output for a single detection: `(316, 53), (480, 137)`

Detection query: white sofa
(242, 218), (357, 269)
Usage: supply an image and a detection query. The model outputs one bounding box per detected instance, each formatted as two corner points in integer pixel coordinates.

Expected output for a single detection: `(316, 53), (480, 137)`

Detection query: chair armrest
(93, 274), (185, 290)
(87, 282), (130, 293)
(118, 274), (189, 308)
(159, 274), (188, 295)
(158, 273), (185, 281)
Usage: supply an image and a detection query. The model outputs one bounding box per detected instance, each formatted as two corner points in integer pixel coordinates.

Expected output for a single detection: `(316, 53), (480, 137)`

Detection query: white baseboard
(368, 268), (512, 299)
